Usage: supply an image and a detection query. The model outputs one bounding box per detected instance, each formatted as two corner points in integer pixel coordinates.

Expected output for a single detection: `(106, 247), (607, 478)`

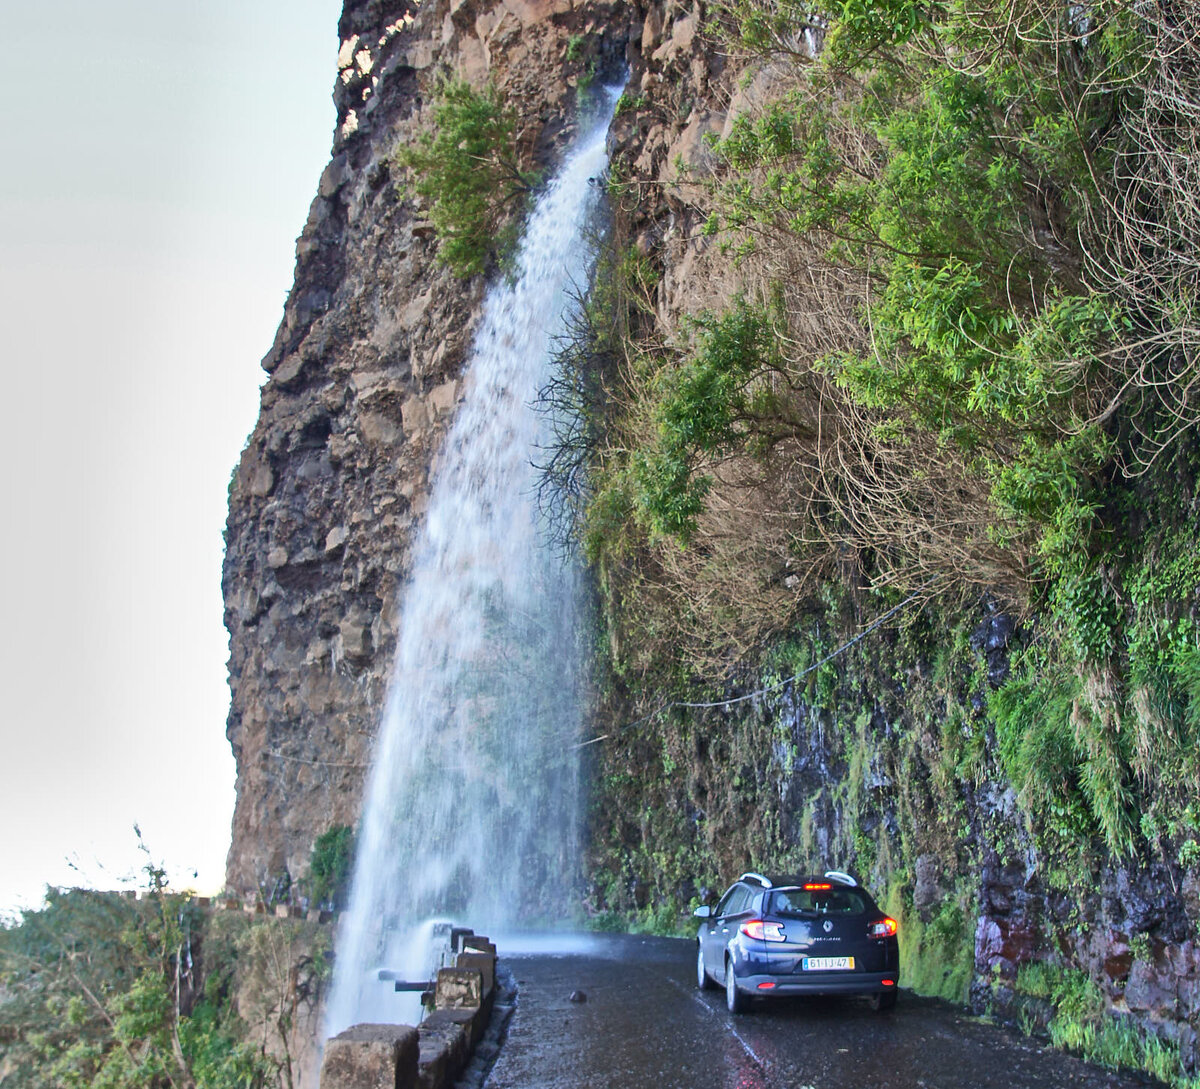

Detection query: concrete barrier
(434, 967), (483, 1010)
(319, 929), (500, 1089)
(88, 892), (342, 926)
(414, 1015), (470, 1089)
(319, 1024), (419, 1089)
(455, 954), (494, 996)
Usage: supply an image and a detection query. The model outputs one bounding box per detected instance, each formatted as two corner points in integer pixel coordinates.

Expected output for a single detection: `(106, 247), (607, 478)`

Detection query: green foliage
(765, 622), (841, 709)
(1016, 964), (1200, 1088)
(825, 0), (931, 62)
(588, 0), (1200, 871)
(585, 0), (1150, 678)
(593, 900), (691, 937)
(883, 884), (974, 1004)
(700, 0), (1136, 580)
(394, 76), (538, 277)
(0, 889), (140, 1087)
(985, 435), (1200, 864)
(0, 848), (328, 1088)
(580, 11), (1200, 1084)
(788, 53), (1124, 534)
(613, 91), (646, 116)
(307, 824), (355, 910)
(629, 299), (783, 544)
(582, 468), (636, 565)
(990, 647), (1140, 857)
(0, 878), (273, 1089)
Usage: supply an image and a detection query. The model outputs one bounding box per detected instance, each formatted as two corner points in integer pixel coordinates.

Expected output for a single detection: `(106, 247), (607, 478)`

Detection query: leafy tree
(395, 76), (539, 277)
(0, 887), (143, 1087)
(632, 300), (786, 544)
(0, 847), (276, 1088)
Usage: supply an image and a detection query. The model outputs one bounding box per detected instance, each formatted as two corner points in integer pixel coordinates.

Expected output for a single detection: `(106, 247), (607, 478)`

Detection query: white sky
(0, 0), (343, 917)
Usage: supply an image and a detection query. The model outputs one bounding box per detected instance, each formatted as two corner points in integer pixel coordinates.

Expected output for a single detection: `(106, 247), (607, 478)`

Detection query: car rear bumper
(734, 970), (898, 997)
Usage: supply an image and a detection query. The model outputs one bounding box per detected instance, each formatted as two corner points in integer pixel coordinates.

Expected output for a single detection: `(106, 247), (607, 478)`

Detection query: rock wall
(567, 8), (1200, 1069)
(585, 596), (1200, 1070)
(223, 0), (638, 893)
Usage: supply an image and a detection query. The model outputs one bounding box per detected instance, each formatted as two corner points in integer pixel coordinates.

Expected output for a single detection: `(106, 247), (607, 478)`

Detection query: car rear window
(768, 888), (870, 916)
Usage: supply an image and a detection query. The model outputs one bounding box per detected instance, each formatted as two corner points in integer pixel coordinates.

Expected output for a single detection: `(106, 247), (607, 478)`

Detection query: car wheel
(725, 957), (746, 1014)
(870, 990), (898, 1012)
(697, 945), (716, 991)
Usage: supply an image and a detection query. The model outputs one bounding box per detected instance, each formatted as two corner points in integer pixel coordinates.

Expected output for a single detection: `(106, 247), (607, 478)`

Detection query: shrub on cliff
(306, 824), (355, 911)
(394, 76), (539, 278)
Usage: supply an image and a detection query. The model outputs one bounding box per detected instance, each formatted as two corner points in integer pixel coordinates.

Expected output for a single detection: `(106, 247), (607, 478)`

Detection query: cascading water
(324, 86), (620, 1036)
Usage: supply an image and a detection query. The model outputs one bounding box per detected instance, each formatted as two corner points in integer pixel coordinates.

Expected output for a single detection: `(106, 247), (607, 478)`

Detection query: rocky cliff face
(223, 0), (637, 893)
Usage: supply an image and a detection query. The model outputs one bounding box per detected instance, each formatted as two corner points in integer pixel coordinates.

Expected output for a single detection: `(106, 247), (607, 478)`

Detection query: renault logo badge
(823, 920), (834, 933)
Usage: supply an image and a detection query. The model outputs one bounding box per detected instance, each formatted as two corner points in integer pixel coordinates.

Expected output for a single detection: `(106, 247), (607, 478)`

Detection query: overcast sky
(0, 0), (343, 916)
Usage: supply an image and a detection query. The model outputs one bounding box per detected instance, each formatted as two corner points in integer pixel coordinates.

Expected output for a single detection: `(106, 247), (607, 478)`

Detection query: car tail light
(757, 981), (777, 990)
(882, 979), (896, 987)
(804, 882), (832, 891)
(741, 918), (786, 942)
(869, 917), (899, 939)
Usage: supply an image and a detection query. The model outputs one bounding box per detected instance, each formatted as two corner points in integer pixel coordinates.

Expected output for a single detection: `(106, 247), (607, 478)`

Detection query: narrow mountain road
(484, 933), (1160, 1089)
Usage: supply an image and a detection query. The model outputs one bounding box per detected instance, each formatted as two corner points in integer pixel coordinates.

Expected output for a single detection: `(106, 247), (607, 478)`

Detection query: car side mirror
(692, 905), (712, 918)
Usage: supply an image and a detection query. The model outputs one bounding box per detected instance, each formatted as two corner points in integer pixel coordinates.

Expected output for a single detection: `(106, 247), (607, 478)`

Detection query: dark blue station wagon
(694, 871), (900, 1013)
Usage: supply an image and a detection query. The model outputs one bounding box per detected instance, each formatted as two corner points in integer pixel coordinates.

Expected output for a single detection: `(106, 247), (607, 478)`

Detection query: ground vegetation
(0, 858), (329, 1089)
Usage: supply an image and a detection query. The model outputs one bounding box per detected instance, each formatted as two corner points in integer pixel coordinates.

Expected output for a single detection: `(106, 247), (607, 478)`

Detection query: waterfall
(324, 87), (618, 1036)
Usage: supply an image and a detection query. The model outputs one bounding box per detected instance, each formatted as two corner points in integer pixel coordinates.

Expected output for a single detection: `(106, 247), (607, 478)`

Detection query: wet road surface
(484, 933), (1160, 1089)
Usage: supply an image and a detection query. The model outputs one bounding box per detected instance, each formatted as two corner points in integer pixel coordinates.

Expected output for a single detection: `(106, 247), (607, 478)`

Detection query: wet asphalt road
(484, 933), (1159, 1089)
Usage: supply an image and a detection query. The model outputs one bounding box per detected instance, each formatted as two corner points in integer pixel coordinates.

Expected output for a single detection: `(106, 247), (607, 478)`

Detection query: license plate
(802, 956), (855, 971)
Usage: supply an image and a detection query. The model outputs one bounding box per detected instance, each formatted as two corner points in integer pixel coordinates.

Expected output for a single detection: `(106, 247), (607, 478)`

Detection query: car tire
(697, 945), (716, 990)
(870, 990), (898, 1012)
(725, 958), (746, 1014)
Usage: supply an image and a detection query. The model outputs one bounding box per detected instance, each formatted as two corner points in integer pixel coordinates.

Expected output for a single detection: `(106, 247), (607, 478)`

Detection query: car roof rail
(824, 870), (857, 887)
(739, 872), (772, 888)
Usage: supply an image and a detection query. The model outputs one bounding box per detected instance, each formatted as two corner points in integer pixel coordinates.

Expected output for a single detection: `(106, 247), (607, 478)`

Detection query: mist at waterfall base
(324, 89), (620, 1036)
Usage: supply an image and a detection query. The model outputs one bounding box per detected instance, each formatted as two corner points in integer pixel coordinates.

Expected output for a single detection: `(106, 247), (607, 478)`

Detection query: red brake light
(803, 882), (832, 891)
(757, 981), (777, 989)
(741, 918), (786, 942)
(869, 917), (899, 938)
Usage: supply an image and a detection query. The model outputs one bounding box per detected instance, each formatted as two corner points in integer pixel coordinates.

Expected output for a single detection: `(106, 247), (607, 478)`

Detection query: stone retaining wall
(104, 890), (342, 925)
(320, 928), (505, 1089)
